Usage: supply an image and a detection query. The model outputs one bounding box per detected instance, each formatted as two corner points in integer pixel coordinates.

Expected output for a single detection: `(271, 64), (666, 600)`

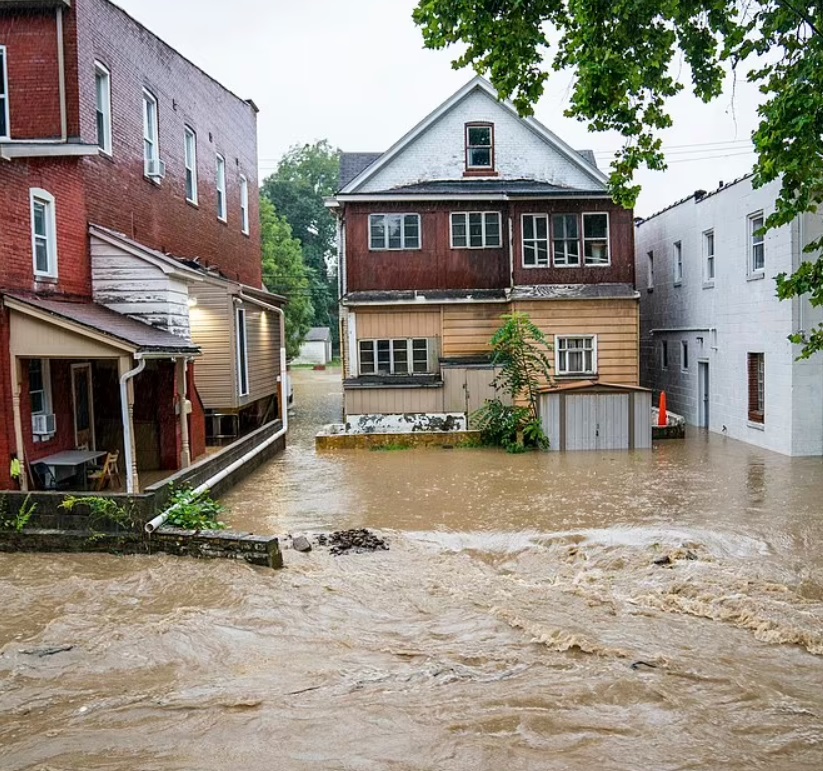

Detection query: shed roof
(5, 293), (200, 354)
(305, 326), (331, 342)
(538, 380), (651, 394)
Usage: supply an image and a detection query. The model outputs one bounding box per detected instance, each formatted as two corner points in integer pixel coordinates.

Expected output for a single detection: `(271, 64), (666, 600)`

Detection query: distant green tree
(260, 198), (314, 360)
(261, 140), (341, 348)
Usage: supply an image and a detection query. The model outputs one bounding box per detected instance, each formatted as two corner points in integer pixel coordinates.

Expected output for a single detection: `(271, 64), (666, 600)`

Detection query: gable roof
(339, 75), (608, 195)
(305, 326), (331, 342)
(339, 153), (382, 189)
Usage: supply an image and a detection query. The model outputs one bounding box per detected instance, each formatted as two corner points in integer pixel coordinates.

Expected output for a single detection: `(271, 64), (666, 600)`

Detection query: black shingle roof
(379, 179), (606, 196)
(339, 152), (383, 189)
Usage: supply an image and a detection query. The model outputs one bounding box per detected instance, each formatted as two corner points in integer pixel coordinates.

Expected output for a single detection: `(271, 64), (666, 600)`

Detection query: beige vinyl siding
(355, 308), (441, 339)
(442, 305), (507, 357)
(244, 306), (280, 405)
(345, 387), (444, 415)
(514, 299), (639, 385)
(188, 283), (234, 409)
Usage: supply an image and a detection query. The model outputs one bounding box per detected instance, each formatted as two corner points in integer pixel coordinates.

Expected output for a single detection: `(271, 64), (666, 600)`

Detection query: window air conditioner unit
(32, 413), (56, 436)
(146, 158), (166, 179)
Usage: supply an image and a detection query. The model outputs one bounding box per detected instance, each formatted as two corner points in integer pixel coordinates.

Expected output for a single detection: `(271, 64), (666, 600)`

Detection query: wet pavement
(1, 367), (823, 770)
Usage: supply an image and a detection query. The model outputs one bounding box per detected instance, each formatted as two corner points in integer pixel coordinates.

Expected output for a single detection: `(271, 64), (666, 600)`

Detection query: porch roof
(5, 294), (200, 355)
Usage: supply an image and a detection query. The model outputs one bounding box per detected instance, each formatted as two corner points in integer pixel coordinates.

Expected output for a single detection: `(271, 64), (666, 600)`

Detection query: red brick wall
(74, 0), (262, 287)
(0, 10), (63, 140)
(0, 159), (91, 297)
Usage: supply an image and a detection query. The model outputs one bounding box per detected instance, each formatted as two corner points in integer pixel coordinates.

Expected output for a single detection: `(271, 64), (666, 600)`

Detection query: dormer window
(465, 123), (494, 171)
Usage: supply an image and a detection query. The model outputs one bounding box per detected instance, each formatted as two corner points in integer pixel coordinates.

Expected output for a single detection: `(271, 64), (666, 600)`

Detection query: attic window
(465, 123), (494, 171)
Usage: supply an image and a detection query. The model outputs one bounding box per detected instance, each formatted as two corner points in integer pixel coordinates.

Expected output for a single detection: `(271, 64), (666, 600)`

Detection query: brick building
(0, 0), (284, 492)
(330, 77), (642, 447)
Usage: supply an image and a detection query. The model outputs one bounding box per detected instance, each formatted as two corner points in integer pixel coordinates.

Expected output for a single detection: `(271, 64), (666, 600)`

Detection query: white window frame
(450, 211), (502, 249)
(647, 250), (654, 290)
(703, 229), (715, 284)
(552, 213), (581, 267)
(142, 89), (159, 177)
(582, 212), (610, 266)
(240, 174), (249, 235)
(0, 45), (9, 140)
(368, 213), (421, 251)
(681, 340), (689, 372)
(30, 188), (58, 279)
(555, 335), (597, 376)
(749, 211), (765, 274)
(465, 123), (494, 170)
(522, 213), (550, 268)
(358, 338), (431, 376)
(673, 240), (683, 285)
(236, 306), (249, 397)
(184, 126), (198, 204)
(29, 358), (54, 442)
(216, 153), (227, 222)
(94, 61), (112, 155)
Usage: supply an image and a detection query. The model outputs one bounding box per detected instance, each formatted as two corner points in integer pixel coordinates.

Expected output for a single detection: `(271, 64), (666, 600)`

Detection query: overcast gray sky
(116, 0), (763, 217)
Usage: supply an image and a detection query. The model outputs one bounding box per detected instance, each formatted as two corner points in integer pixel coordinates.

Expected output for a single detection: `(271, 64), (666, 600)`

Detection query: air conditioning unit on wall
(145, 158), (166, 180)
(32, 413), (56, 436)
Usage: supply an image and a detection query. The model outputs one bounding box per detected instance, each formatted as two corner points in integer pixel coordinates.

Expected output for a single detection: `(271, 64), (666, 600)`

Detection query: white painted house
(635, 175), (823, 456)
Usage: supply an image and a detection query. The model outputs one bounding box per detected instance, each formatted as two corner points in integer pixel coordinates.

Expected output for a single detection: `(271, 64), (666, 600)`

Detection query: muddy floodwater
(2, 369), (823, 770)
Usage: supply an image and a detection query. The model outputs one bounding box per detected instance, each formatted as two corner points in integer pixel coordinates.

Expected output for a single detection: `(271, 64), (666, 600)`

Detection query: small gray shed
(293, 327), (332, 365)
(539, 381), (652, 452)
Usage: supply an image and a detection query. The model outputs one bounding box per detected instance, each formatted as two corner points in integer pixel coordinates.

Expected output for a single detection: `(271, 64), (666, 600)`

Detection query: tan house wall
(189, 283), (233, 409)
(355, 308), (441, 340)
(344, 387), (444, 415)
(244, 304), (280, 406)
(442, 304), (508, 357)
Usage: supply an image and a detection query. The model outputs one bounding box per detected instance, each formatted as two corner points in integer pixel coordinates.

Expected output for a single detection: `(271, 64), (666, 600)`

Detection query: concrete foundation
(317, 426), (481, 450)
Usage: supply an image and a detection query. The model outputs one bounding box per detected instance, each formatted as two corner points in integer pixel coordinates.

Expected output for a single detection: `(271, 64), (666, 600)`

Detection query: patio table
(35, 449), (107, 490)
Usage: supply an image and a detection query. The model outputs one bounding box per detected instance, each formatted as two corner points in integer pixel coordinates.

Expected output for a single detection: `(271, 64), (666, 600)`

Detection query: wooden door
(71, 363), (95, 450)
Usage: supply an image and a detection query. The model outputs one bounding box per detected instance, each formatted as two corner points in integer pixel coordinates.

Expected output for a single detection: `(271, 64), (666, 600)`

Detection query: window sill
(217, 216), (228, 226)
(747, 420), (765, 431)
(583, 262), (611, 268)
(34, 274), (58, 284)
(702, 281), (715, 289)
(463, 169), (498, 177)
(186, 198), (199, 209)
(673, 280), (683, 287)
(646, 287), (654, 293)
(344, 375), (443, 389)
(554, 373), (598, 380)
(143, 175), (161, 188)
(747, 272), (765, 282)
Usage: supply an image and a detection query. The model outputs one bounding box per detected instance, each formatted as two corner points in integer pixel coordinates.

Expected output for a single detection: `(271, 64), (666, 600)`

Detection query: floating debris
(323, 529), (389, 556)
(19, 645), (73, 658)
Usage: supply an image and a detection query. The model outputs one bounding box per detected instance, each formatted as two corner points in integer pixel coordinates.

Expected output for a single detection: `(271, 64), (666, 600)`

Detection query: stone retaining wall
(316, 429), (482, 450)
(0, 528), (283, 569)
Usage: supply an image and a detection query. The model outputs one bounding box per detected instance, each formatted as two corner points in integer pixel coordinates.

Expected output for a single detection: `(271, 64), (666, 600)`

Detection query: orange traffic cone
(658, 391), (668, 427)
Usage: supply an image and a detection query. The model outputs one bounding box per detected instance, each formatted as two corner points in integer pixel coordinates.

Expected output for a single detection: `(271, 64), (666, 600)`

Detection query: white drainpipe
(120, 355), (145, 494)
(145, 297), (288, 533)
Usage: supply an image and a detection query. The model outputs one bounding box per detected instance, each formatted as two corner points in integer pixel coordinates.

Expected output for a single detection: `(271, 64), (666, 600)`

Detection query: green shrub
(60, 496), (134, 531)
(164, 485), (226, 531)
(0, 495), (37, 532)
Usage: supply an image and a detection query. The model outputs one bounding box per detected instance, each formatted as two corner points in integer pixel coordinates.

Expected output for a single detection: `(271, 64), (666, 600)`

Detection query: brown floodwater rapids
(2, 368), (823, 770)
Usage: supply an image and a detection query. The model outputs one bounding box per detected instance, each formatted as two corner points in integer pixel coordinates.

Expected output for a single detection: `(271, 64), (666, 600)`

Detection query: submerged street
(2, 368), (823, 769)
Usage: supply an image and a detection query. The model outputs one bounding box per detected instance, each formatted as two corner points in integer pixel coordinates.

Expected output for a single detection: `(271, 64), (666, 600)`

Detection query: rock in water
(292, 536), (312, 553)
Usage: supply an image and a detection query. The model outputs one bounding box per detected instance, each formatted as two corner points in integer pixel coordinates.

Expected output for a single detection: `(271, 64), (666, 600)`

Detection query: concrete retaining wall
(317, 428), (482, 450)
(0, 528), (283, 569)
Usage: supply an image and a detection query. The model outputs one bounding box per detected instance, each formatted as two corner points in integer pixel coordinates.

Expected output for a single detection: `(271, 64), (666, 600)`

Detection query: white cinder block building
(635, 175), (823, 456)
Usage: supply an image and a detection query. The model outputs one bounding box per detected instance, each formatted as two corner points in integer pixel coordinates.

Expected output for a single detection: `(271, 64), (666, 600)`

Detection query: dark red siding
(345, 201), (510, 292)
(344, 198), (635, 292)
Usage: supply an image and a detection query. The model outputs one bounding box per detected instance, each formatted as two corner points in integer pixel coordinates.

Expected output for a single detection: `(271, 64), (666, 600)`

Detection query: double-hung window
(673, 241), (683, 284)
(94, 62), (112, 155)
(216, 154), (227, 221)
(582, 213), (609, 265)
(704, 230), (715, 283)
(522, 214), (549, 267)
(240, 175), (249, 235)
(451, 211), (501, 249)
(30, 188), (58, 278)
(359, 338), (430, 375)
(142, 89), (159, 176)
(236, 307), (249, 397)
(0, 45), (9, 139)
(749, 212), (764, 273)
(465, 123), (493, 170)
(369, 214), (420, 250)
(748, 352), (764, 423)
(553, 214), (581, 266)
(556, 336), (596, 376)
(184, 126), (198, 204)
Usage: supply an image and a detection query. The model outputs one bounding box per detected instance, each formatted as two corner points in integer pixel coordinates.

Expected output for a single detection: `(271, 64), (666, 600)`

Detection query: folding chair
(87, 452), (119, 491)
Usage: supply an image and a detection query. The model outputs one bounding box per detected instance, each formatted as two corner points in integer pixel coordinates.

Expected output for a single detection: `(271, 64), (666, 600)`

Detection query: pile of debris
(289, 529), (389, 556)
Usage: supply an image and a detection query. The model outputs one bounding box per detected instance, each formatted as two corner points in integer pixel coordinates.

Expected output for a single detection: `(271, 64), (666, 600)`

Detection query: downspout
(56, 6), (67, 142)
(144, 297), (288, 534)
(120, 355), (145, 494)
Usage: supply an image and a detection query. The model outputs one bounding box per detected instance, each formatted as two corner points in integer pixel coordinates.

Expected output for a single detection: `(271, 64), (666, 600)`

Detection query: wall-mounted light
(187, 296), (198, 308)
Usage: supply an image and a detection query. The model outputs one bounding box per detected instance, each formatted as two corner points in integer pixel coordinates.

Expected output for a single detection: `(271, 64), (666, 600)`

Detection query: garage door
(565, 393), (630, 451)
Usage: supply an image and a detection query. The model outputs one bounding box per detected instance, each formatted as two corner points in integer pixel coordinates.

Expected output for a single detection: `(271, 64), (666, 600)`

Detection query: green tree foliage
(260, 198), (314, 359)
(414, 1), (823, 356)
(473, 312), (552, 452)
(261, 140), (341, 347)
